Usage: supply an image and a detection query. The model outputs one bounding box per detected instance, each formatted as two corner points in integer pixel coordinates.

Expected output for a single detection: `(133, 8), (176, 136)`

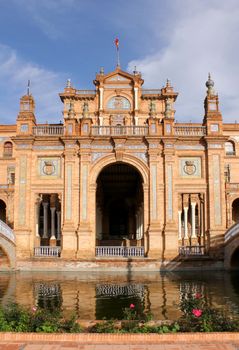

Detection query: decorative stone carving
(38, 158), (61, 178)
(179, 157), (201, 178)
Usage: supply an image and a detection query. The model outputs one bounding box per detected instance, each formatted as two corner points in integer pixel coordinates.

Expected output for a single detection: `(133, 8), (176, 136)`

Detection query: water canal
(0, 271), (239, 320)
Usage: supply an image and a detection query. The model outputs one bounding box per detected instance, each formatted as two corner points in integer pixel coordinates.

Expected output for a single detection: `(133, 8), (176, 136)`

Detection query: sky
(0, 0), (239, 124)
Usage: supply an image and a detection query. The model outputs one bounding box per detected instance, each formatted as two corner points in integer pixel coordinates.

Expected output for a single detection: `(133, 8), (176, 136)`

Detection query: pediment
(105, 74), (131, 83)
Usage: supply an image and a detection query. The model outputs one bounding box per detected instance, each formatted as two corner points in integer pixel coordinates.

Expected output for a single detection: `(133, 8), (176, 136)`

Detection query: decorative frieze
(33, 145), (64, 150)
(82, 165), (88, 221)
(167, 164), (173, 220)
(134, 152), (148, 163)
(175, 145), (204, 150)
(151, 165), (157, 220)
(213, 154), (222, 225)
(91, 152), (105, 162)
(66, 164), (72, 220)
(208, 144), (222, 149)
(18, 156), (27, 226)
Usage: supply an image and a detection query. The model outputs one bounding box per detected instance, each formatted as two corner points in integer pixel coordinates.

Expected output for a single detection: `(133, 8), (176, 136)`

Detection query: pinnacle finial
(66, 79), (71, 88)
(27, 80), (30, 96)
(206, 72), (215, 95)
(100, 67), (104, 75)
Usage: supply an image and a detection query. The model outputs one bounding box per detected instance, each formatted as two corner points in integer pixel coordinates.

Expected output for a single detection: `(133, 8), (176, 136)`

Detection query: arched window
(107, 96), (130, 110)
(225, 141), (235, 156)
(3, 142), (13, 158)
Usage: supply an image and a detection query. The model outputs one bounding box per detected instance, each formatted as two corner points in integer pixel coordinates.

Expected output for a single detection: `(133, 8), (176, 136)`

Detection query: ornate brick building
(0, 66), (239, 270)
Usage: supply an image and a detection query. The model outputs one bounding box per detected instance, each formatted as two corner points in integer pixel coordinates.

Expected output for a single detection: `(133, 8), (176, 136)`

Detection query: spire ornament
(206, 73), (215, 96)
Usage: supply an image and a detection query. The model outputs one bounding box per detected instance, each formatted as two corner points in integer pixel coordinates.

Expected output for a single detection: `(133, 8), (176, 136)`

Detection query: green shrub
(178, 292), (239, 332)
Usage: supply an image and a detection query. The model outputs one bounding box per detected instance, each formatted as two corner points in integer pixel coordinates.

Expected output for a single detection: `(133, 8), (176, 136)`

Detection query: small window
(3, 142), (13, 157)
(225, 141), (235, 156)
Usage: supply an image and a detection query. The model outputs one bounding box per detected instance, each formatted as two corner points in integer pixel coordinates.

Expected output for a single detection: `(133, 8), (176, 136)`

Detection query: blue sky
(0, 0), (239, 124)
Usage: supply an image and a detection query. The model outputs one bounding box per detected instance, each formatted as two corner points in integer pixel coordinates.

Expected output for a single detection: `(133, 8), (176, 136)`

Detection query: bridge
(224, 222), (239, 269)
(0, 219), (16, 268)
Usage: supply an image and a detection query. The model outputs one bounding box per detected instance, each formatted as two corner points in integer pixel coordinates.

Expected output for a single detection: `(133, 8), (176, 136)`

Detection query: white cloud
(0, 44), (66, 123)
(128, 0), (239, 122)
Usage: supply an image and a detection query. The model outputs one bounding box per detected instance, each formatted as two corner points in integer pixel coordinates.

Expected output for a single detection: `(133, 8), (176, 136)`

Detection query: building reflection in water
(34, 283), (62, 311)
(0, 271), (239, 319)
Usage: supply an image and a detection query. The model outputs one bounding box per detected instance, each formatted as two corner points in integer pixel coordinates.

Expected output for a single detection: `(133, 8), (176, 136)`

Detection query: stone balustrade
(95, 246), (144, 257)
(179, 245), (205, 256)
(174, 125), (206, 136)
(91, 125), (149, 136)
(0, 219), (15, 243)
(34, 246), (61, 257)
(33, 125), (64, 136)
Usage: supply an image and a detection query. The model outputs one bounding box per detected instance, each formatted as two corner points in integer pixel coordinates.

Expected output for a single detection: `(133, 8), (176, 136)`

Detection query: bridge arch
(0, 234), (15, 269)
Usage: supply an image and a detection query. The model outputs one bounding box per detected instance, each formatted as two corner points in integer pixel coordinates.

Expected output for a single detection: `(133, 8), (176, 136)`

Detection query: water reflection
(0, 271), (239, 319)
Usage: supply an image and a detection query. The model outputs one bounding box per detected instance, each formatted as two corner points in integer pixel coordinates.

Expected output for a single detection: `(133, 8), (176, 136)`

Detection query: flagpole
(114, 38), (120, 68)
(117, 46), (120, 68)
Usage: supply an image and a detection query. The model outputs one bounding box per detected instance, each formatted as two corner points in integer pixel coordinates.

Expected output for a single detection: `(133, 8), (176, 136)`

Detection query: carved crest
(184, 160), (196, 175)
(43, 161), (55, 175)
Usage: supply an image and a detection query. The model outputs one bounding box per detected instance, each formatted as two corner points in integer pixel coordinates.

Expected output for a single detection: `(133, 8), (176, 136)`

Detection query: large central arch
(96, 162), (143, 244)
(89, 154), (149, 255)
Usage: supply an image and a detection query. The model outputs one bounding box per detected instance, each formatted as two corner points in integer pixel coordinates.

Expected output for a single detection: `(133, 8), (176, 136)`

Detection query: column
(99, 87), (103, 110)
(191, 202), (196, 239)
(184, 206), (188, 239)
(35, 199), (40, 238)
(178, 210), (182, 240)
(134, 87), (138, 110)
(56, 210), (61, 240)
(50, 207), (56, 240)
(42, 202), (49, 238)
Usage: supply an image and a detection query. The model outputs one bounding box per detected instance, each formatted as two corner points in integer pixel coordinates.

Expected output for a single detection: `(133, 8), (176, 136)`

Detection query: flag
(114, 37), (119, 49)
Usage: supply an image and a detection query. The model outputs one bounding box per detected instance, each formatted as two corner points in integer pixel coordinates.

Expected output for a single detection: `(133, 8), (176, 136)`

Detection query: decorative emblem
(184, 160), (196, 175)
(43, 161), (55, 175)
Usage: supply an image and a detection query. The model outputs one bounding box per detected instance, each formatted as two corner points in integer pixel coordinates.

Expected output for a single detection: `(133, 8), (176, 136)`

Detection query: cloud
(0, 44), (66, 123)
(128, 0), (239, 122)
(12, 0), (79, 39)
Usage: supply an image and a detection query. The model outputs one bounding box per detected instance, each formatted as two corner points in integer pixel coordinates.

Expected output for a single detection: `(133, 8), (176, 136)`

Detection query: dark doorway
(96, 163), (143, 244)
(0, 200), (6, 223)
(232, 198), (239, 224)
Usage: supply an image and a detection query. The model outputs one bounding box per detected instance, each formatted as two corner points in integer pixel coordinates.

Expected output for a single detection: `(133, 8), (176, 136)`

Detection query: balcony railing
(33, 126), (64, 136)
(34, 246), (61, 257)
(179, 245), (205, 256)
(174, 126), (206, 136)
(91, 126), (149, 136)
(0, 219), (15, 243)
(96, 246), (145, 257)
(75, 89), (96, 96)
(141, 89), (161, 95)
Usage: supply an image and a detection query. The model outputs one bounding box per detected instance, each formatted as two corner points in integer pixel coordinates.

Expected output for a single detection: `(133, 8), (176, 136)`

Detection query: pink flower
(192, 309), (202, 317)
(130, 304), (135, 309)
(195, 293), (202, 299)
(32, 307), (37, 313)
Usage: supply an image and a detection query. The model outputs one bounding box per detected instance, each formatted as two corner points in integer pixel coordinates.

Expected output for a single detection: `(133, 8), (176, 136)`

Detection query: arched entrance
(232, 198), (239, 224)
(96, 162), (144, 253)
(230, 247), (239, 269)
(0, 200), (6, 223)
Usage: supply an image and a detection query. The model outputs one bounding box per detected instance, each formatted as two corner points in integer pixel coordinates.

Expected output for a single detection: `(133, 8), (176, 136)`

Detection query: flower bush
(0, 299), (238, 333)
(178, 292), (239, 332)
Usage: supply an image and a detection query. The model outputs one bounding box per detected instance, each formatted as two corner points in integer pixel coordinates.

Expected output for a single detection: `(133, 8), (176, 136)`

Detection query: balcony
(91, 125), (149, 136)
(34, 246), (61, 257)
(174, 126), (206, 136)
(141, 89), (161, 97)
(96, 246), (145, 258)
(179, 245), (205, 256)
(33, 125), (64, 136)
